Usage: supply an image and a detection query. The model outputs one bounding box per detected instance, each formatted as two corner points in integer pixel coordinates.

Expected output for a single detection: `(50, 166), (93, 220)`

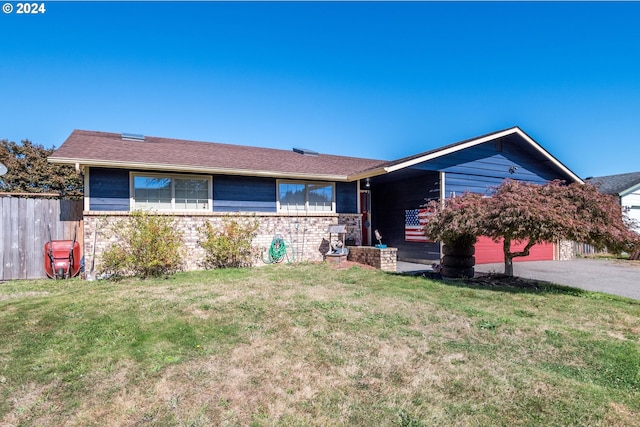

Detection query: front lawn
(1, 263), (639, 426)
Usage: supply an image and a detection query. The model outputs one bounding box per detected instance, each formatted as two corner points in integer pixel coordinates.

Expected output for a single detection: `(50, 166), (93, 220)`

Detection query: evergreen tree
(0, 139), (82, 198)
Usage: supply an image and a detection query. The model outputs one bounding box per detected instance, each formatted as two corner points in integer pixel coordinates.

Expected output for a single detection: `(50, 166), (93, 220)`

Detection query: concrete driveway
(398, 259), (640, 300)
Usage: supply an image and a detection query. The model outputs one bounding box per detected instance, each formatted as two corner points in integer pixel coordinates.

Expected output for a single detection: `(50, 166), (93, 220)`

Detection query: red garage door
(475, 236), (554, 264)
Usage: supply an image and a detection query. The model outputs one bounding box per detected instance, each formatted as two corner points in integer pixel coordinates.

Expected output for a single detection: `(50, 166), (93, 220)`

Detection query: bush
(101, 211), (185, 278)
(198, 217), (259, 268)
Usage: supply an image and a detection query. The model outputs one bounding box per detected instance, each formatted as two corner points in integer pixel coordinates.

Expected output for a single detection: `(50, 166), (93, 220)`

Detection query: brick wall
(347, 246), (398, 272)
(83, 212), (362, 273)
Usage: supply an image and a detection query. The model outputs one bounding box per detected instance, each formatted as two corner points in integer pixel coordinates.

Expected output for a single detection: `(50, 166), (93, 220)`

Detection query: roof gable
(370, 127), (582, 184)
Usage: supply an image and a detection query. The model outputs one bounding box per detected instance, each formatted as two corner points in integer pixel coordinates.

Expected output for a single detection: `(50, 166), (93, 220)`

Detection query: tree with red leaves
(424, 180), (639, 276)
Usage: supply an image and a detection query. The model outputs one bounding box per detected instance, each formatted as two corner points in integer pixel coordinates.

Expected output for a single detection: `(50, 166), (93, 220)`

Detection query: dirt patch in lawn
(465, 274), (550, 291)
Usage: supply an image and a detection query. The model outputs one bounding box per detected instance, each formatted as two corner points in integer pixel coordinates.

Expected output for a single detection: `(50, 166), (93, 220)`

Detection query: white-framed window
(131, 172), (212, 211)
(277, 180), (335, 213)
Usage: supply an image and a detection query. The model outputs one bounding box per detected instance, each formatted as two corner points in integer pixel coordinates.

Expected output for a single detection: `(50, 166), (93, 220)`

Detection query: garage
(366, 127), (581, 265)
(474, 236), (554, 264)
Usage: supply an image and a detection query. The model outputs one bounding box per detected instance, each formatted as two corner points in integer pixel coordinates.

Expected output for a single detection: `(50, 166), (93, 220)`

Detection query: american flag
(405, 209), (430, 242)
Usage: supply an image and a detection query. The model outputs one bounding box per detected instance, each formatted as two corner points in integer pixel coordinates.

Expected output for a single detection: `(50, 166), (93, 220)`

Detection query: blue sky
(1, 1), (639, 178)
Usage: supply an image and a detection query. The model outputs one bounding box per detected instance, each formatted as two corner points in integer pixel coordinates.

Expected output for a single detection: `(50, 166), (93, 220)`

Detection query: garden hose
(263, 234), (288, 264)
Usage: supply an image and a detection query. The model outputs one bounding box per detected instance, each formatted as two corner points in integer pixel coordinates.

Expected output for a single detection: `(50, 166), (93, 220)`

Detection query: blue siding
(213, 175), (276, 212)
(444, 173), (506, 197)
(403, 137), (564, 197)
(442, 150), (551, 197)
(410, 137), (566, 185)
(89, 168), (130, 211)
(440, 154), (549, 181)
(371, 171), (441, 261)
(336, 182), (357, 214)
(214, 177), (354, 213)
(88, 168), (353, 214)
(370, 133), (576, 263)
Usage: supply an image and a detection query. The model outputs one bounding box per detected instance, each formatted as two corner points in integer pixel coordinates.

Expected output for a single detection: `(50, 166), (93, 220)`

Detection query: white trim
(347, 168), (388, 181)
(49, 158), (353, 182)
(514, 128), (583, 184)
(84, 168), (91, 212)
(620, 182), (640, 198)
(385, 129), (518, 173)
(439, 171), (446, 206)
(276, 179), (336, 213)
(130, 171), (213, 212)
(438, 171), (446, 257)
(383, 127), (583, 184)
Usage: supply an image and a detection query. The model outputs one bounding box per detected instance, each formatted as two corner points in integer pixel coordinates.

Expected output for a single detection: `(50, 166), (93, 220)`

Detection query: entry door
(360, 191), (371, 246)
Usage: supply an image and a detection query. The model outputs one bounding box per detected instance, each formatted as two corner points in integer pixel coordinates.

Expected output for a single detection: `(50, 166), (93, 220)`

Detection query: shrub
(101, 211), (185, 278)
(423, 179), (640, 276)
(423, 192), (485, 248)
(198, 217), (259, 268)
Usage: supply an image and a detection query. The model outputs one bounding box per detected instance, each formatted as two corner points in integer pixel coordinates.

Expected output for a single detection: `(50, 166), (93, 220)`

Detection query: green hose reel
(262, 234), (289, 264)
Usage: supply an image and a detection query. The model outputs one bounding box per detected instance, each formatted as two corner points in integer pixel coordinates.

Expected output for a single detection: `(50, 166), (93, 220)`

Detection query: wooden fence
(0, 196), (83, 280)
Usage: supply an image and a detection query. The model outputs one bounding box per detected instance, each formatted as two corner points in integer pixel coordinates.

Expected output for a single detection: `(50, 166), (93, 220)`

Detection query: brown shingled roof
(49, 130), (387, 181)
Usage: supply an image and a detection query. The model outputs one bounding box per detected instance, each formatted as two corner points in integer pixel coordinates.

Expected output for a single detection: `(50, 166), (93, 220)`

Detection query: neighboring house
(48, 127), (582, 271)
(586, 172), (640, 232)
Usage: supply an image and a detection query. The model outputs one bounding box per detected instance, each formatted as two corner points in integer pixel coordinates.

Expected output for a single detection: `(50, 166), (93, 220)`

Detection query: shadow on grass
(398, 270), (639, 303)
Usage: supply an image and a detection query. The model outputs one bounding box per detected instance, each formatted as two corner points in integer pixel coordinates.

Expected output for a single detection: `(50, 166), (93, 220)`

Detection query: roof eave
(346, 167), (390, 182)
(382, 128), (520, 173)
(382, 127), (583, 184)
(620, 182), (640, 197)
(48, 157), (352, 182)
(514, 127), (584, 184)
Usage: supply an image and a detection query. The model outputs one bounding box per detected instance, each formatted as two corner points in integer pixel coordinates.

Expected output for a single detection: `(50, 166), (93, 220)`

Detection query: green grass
(1, 262), (639, 426)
